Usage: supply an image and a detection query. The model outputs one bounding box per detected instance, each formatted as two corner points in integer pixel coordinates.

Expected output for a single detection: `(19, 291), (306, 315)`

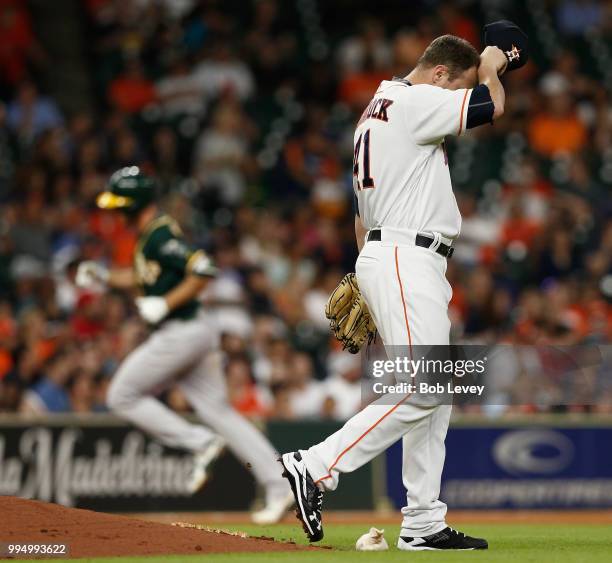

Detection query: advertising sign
(386, 425), (612, 509)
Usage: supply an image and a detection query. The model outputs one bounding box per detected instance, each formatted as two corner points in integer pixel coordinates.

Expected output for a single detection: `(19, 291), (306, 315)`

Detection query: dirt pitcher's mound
(0, 497), (316, 558)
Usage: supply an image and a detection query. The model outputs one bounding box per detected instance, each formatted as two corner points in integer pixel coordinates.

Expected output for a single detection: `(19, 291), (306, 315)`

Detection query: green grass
(17, 523), (612, 562)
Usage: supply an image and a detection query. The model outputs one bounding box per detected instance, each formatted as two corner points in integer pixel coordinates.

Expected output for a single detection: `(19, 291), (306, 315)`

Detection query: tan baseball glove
(325, 273), (376, 354)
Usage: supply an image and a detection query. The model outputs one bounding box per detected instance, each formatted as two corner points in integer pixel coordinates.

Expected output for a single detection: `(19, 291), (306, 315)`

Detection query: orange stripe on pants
(314, 246), (414, 484)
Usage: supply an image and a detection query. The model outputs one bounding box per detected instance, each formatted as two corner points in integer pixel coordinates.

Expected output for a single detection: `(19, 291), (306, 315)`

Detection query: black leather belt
(367, 229), (454, 258)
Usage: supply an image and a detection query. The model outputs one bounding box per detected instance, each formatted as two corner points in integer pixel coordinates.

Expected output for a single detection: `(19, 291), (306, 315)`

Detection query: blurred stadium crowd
(0, 0), (610, 417)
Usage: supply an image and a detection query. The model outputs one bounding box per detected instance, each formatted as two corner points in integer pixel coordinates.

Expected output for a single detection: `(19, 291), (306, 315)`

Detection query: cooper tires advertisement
(387, 425), (612, 509)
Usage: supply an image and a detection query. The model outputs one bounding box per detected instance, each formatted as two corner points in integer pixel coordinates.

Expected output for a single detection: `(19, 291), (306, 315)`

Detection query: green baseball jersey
(134, 215), (217, 323)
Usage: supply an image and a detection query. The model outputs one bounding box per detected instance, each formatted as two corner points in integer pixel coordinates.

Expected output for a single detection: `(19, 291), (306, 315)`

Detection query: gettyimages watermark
(359, 345), (611, 407)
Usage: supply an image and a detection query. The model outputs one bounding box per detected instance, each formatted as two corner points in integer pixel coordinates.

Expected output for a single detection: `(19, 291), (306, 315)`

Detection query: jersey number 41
(353, 129), (375, 191)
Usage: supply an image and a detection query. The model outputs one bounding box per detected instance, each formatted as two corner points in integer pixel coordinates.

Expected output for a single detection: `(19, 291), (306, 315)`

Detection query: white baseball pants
(302, 229), (453, 537)
(106, 311), (288, 498)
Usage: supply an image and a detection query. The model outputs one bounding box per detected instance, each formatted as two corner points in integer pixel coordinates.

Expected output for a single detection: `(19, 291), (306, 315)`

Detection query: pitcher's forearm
(478, 66), (505, 120)
(478, 46), (507, 120)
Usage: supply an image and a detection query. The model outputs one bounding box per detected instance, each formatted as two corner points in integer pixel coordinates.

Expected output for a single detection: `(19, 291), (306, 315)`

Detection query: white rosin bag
(355, 527), (389, 551)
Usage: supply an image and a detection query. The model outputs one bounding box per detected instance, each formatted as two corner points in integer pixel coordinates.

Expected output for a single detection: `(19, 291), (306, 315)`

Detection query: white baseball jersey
(353, 79), (472, 239)
(301, 77), (495, 539)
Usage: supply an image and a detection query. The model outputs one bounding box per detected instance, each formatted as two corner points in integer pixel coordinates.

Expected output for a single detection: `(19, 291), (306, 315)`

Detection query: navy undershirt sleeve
(466, 84), (495, 129)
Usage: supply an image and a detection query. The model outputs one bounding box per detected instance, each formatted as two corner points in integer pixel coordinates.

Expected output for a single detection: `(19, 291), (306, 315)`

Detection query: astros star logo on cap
(505, 44), (521, 62)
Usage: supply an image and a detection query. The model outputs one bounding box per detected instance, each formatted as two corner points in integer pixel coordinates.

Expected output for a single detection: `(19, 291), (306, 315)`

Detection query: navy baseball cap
(484, 20), (529, 72)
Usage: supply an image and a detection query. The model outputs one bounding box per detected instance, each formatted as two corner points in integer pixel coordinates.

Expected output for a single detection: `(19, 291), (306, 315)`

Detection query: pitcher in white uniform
(280, 35), (508, 550)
